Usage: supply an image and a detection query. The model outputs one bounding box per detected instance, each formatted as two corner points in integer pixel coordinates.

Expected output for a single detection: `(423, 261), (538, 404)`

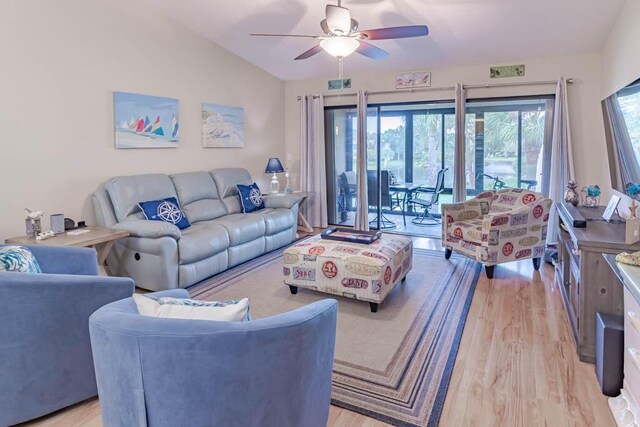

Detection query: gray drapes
(603, 94), (640, 191)
(546, 77), (574, 244)
(453, 83), (467, 202)
(540, 99), (556, 196)
(299, 94), (328, 228)
(354, 90), (369, 231)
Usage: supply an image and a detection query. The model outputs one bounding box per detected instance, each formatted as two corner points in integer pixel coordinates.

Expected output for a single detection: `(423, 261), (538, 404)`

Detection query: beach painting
(114, 91), (179, 149)
(202, 103), (244, 148)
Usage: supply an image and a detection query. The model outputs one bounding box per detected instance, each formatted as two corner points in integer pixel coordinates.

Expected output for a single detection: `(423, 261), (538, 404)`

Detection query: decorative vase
(564, 180), (579, 206)
(581, 185), (600, 208)
(284, 171), (293, 194)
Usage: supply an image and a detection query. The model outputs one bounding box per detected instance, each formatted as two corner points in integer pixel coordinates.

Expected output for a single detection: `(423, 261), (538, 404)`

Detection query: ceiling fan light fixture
(320, 37), (359, 58)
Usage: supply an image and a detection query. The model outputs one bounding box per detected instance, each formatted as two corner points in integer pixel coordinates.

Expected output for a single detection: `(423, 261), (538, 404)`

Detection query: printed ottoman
(283, 233), (413, 312)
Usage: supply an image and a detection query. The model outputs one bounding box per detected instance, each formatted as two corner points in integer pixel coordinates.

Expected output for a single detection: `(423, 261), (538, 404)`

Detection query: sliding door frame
(324, 94), (555, 226)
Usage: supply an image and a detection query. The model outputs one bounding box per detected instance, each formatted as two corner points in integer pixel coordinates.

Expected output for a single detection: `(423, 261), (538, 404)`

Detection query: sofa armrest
(12, 245), (100, 276)
(0, 271), (134, 426)
(263, 194), (301, 209)
(113, 220), (181, 241)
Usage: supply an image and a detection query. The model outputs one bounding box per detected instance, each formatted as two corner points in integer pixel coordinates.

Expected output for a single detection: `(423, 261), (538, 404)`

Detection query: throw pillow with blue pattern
(133, 294), (250, 322)
(0, 246), (42, 273)
(138, 197), (191, 230)
(237, 183), (264, 213)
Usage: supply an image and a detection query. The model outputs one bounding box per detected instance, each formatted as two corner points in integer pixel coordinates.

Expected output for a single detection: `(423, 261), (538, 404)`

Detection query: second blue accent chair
(89, 290), (338, 427)
(0, 245), (134, 426)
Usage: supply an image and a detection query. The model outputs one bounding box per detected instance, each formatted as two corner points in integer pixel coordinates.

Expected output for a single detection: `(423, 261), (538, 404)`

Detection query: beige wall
(285, 53), (607, 199)
(601, 0), (640, 98)
(0, 0), (284, 240)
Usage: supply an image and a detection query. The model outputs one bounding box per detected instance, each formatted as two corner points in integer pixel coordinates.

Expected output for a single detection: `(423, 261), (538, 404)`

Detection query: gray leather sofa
(92, 168), (299, 291)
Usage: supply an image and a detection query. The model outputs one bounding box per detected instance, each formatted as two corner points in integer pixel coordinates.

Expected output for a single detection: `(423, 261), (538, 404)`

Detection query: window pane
(380, 115), (406, 182)
(466, 98), (551, 194)
(413, 114), (442, 186)
(465, 113), (477, 195)
(484, 111), (518, 189)
(326, 108), (357, 226)
(520, 109), (546, 192)
(619, 87), (640, 161)
(444, 114), (455, 189)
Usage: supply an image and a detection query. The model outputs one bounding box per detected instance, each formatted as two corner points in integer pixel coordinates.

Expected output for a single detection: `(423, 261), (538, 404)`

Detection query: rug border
(188, 238), (482, 427)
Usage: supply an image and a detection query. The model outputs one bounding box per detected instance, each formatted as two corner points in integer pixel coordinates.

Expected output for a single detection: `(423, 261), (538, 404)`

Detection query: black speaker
(595, 312), (624, 397)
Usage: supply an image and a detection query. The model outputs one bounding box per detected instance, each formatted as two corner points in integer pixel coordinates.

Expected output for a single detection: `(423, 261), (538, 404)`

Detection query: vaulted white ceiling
(147, 0), (623, 81)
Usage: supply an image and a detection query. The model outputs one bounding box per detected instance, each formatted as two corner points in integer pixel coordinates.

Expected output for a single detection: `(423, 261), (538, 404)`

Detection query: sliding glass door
(325, 107), (379, 228)
(324, 96), (555, 236)
(466, 98), (553, 195)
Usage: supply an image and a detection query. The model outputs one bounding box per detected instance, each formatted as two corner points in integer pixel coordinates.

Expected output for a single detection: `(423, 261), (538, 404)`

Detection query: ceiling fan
(250, 0), (429, 61)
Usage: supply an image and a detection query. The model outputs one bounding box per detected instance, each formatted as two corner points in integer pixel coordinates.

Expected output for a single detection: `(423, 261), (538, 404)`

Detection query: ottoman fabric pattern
(283, 234), (412, 304)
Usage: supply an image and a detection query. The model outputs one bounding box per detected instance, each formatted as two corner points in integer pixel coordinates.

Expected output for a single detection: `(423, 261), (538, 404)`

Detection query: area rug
(189, 244), (481, 427)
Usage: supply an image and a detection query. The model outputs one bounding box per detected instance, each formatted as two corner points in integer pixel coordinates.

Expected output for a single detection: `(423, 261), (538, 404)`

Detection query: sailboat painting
(114, 92), (179, 149)
(202, 103), (244, 148)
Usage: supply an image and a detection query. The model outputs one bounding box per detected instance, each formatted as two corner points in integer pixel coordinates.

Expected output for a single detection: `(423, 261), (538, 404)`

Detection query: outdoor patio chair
(410, 168), (447, 226)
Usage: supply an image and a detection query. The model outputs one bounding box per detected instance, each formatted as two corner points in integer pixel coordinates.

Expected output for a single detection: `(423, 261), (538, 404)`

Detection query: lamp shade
(320, 37), (360, 58)
(265, 157), (285, 173)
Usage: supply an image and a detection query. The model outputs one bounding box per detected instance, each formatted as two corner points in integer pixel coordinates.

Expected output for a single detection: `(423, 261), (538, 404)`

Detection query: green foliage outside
(367, 109), (547, 192)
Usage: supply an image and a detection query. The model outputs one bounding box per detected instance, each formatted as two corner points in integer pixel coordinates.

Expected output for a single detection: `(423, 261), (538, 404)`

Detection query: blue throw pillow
(237, 183), (265, 213)
(138, 197), (191, 229)
(0, 246), (42, 273)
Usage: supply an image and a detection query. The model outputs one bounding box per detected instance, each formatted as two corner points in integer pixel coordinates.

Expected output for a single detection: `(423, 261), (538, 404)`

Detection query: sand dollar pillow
(0, 246), (42, 273)
(133, 294), (250, 322)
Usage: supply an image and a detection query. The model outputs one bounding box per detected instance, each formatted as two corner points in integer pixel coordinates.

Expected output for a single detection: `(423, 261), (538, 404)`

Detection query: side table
(5, 226), (129, 275)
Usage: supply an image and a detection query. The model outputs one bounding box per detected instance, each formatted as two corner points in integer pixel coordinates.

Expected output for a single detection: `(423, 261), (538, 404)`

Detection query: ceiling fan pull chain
(338, 57), (344, 81)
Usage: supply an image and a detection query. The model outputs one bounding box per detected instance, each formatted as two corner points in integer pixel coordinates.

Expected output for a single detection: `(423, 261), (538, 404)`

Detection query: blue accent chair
(0, 245), (134, 426)
(89, 290), (338, 427)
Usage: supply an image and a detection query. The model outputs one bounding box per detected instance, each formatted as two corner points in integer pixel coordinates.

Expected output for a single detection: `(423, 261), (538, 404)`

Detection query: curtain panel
(299, 94), (328, 228)
(603, 94), (640, 192)
(546, 77), (575, 244)
(453, 83), (467, 202)
(354, 90), (369, 231)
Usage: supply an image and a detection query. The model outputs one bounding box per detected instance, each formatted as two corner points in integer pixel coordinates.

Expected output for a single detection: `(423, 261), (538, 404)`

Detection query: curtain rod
(296, 78), (574, 100)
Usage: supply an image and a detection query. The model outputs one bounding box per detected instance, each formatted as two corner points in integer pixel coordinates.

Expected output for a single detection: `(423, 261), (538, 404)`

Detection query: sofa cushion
(0, 246), (42, 274)
(133, 294), (250, 322)
(170, 172), (227, 223)
(448, 219), (484, 244)
(178, 223), (229, 264)
(257, 208), (294, 235)
(138, 197), (191, 230)
(210, 168), (253, 214)
(237, 183), (265, 213)
(209, 213), (266, 246)
(106, 174), (177, 222)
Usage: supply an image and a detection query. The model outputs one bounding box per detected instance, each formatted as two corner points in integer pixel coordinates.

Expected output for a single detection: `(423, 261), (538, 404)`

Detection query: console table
(556, 204), (640, 362)
(5, 226), (129, 275)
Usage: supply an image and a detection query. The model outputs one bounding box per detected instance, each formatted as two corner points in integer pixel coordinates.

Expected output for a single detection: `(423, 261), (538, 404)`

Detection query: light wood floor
(23, 236), (614, 427)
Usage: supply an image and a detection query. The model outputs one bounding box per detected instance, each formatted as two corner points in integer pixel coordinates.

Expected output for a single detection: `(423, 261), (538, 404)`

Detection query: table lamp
(265, 157), (285, 193)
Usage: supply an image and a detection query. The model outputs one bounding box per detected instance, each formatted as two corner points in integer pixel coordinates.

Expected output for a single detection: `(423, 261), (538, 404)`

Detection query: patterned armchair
(441, 188), (552, 278)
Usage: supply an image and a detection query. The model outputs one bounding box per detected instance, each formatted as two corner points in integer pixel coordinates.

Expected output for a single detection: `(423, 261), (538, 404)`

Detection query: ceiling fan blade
(294, 44), (323, 60)
(360, 25), (429, 40)
(326, 5), (352, 35)
(356, 41), (389, 60)
(251, 33), (319, 38)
